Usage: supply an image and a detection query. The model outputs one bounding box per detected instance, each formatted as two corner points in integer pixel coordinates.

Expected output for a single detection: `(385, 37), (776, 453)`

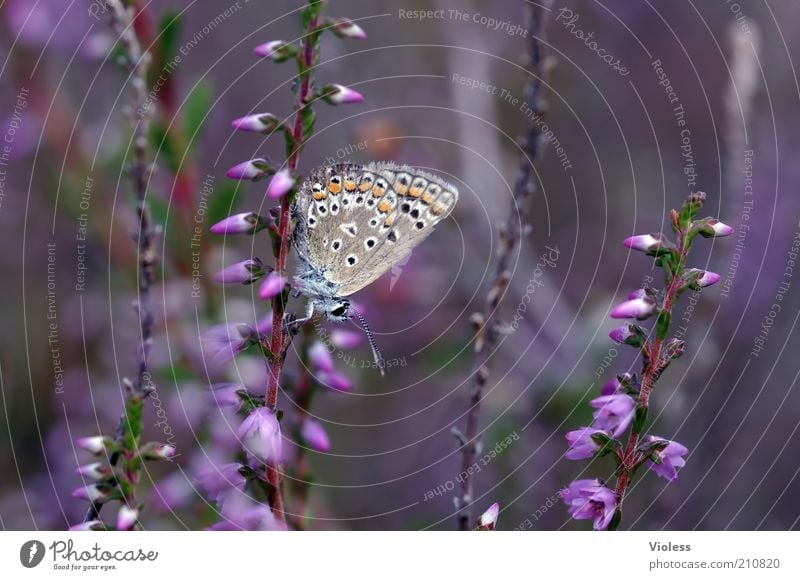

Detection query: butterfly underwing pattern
(290, 162), (459, 370)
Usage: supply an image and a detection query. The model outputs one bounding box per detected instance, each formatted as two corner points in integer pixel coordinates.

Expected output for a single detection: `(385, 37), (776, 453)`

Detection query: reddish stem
(614, 232), (687, 511)
(264, 12), (320, 526)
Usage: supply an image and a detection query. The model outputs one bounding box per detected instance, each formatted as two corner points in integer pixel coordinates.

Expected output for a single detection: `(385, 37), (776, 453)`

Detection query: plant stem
(264, 6), (321, 526)
(455, 0), (552, 531)
(85, 0), (156, 525)
(613, 233), (689, 515)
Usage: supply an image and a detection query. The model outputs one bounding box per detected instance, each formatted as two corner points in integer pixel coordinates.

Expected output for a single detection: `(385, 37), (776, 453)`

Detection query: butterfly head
(315, 296), (351, 323)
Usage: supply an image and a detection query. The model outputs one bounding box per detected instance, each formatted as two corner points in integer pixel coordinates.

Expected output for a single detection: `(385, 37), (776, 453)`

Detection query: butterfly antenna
(352, 309), (386, 377)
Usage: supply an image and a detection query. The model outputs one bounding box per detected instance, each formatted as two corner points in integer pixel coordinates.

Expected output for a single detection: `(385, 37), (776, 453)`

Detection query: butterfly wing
(293, 162), (459, 296)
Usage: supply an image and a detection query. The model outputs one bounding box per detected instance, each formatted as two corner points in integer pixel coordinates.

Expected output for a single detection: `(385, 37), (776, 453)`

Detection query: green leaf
(207, 181), (239, 228)
(632, 405), (648, 433)
(157, 10), (182, 66)
(184, 81), (214, 143)
(656, 310), (671, 341)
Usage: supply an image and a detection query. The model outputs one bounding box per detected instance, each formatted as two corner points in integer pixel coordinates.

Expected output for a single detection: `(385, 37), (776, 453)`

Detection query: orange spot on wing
(328, 181), (342, 194)
(371, 185), (385, 197)
(312, 191), (327, 201)
(409, 186), (423, 198)
(344, 179), (356, 192)
(421, 192), (434, 204)
(384, 216), (395, 227)
(378, 199), (393, 213)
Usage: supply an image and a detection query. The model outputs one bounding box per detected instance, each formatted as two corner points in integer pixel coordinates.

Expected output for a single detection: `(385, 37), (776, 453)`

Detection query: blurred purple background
(1, 0), (799, 530)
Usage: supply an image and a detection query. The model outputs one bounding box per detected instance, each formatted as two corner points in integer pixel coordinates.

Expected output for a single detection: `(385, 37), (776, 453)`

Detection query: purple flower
(143, 444), (177, 460)
(609, 324), (642, 346)
(254, 40), (294, 62)
(706, 219), (734, 237)
(231, 113), (280, 134)
(116, 505), (138, 531)
(645, 436), (688, 481)
(562, 479), (617, 530)
(214, 258), (265, 285)
(76, 436), (109, 455)
(329, 18), (367, 39)
(477, 502), (500, 530)
(308, 341), (334, 372)
(203, 323), (256, 364)
(210, 212), (267, 235)
(266, 167), (296, 199)
(565, 427), (605, 460)
(590, 393), (636, 437)
(238, 408), (282, 465)
(76, 462), (110, 480)
(72, 485), (108, 502)
(331, 329), (362, 349)
(258, 272), (287, 300)
(226, 159), (268, 181)
(611, 289), (657, 320)
(211, 493), (284, 531)
(317, 370), (352, 392)
(623, 233), (666, 252)
(685, 268), (720, 288)
(601, 373), (630, 395)
(195, 462), (247, 504)
(69, 520), (104, 531)
(323, 84), (365, 105)
(301, 420), (331, 452)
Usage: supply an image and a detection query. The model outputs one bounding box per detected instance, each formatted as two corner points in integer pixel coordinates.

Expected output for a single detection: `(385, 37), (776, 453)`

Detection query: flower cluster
(200, 0), (366, 530)
(72, 434), (176, 531)
(562, 192), (731, 530)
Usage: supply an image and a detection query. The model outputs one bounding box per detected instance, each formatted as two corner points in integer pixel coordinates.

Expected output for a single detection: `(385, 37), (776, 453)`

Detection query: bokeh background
(1, 0), (799, 530)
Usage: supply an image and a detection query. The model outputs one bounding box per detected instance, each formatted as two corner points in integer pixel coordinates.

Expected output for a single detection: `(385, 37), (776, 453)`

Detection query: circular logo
(19, 540), (46, 568)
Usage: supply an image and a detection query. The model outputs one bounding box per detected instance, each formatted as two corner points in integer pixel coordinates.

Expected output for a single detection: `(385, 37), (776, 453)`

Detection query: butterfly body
(292, 161), (459, 322)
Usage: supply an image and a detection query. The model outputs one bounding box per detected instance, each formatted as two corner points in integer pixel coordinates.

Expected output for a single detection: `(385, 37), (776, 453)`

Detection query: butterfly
(291, 162), (459, 372)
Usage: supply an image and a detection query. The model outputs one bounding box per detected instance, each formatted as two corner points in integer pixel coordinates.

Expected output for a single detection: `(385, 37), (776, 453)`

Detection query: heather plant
(70, 0), (174, 531)
(201, 0), (367, 529)
(562, 191), (732, 530)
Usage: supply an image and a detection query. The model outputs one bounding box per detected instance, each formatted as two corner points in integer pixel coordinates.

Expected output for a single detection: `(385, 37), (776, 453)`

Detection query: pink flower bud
(69, 520), (104, 531)
(323, 84), (364, 105)
(685, 268), (721, 287)
(214, 258), (265, 285)
(708, 219), (733, 237)
(477, 502), (500, 530)
(610, 293), (656, 320)
(331, 329), (362, 349)
(231, 113), (280, 133)
(254, 40), (290, 60)
(72, 485), (109, 502)
(116, 505), (139, 530)
(308, 341), (335, 372)
(301, 419), (331, 452)
(210, 212), (266, 235)
(622, 233), (665, 252)
(329, 17), (367, 39)
(226, 159), (268, 181)
(76, 436), (110, 455)
(258, 272), (287, 299)
(238, 408), (282, 464)
(76, 462), (110, 480)
(143, 443), (176, 460)
(318, 370), (352, 392)
(266, 168), (296, 199)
